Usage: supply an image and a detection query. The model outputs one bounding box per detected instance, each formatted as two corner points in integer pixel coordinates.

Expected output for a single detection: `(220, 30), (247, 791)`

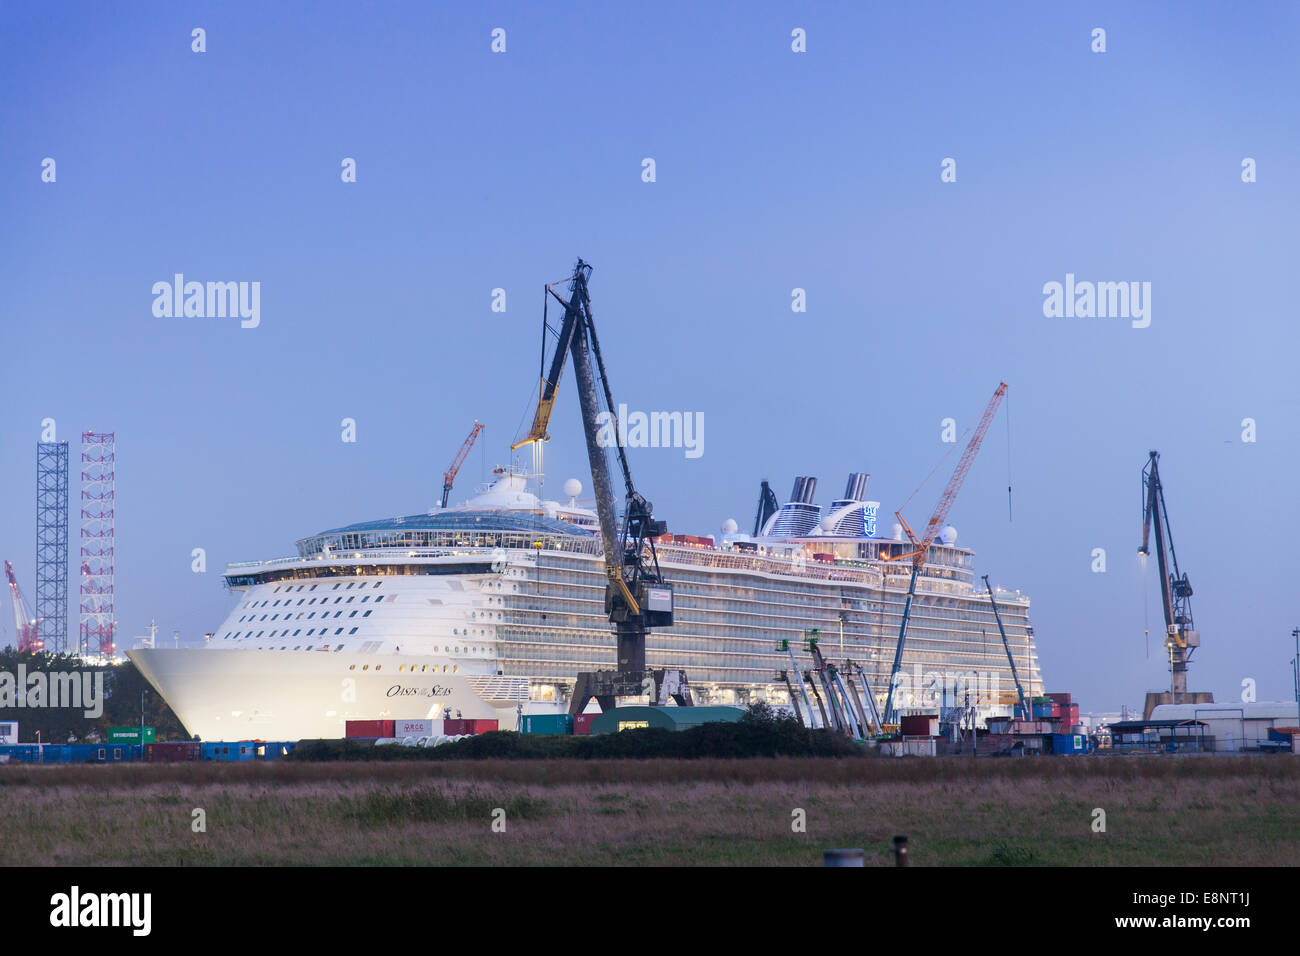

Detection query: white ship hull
(128, 648), (528, 741)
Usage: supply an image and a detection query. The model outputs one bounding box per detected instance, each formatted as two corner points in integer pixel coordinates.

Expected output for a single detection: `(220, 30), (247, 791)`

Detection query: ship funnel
(789, 476), (818, 504)
(842, 472), (870, 502)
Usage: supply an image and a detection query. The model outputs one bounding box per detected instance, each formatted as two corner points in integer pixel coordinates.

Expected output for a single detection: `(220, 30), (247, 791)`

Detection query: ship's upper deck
(296, 510), (591, 557)
(222, 469), (1013, 599)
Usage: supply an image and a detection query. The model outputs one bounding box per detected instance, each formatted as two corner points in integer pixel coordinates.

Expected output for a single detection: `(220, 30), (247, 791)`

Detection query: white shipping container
(395, 718), (442, 737)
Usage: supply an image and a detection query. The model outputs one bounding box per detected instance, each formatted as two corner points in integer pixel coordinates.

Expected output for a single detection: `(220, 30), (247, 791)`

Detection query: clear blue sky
(3, 1), (1297, 711)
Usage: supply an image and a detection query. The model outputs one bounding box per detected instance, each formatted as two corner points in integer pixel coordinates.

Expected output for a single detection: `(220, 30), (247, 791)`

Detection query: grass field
(1, 755), (1296, 866)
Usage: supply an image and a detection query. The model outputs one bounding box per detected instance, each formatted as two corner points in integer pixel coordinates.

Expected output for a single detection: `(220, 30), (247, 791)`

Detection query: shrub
(290, 705), (869, 761)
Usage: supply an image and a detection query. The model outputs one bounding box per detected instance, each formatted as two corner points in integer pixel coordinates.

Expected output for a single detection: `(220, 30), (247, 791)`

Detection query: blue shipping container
(254, 741), (297, 760)
(0, 744), (40, 763)
(202, 741), (258, 762)
(1051, 733), (1086, 755)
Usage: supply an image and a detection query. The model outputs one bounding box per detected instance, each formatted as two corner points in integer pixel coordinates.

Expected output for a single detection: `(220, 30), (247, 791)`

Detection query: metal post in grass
(823, 848), (864, 867)
(893, 835), (909, 866)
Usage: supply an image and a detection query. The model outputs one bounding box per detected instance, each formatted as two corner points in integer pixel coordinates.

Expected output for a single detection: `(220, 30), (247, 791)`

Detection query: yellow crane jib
(512, 272), (585, 450)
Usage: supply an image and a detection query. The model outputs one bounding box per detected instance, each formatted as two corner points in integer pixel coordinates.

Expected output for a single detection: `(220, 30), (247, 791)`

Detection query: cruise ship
(129, 468), (1045, 741)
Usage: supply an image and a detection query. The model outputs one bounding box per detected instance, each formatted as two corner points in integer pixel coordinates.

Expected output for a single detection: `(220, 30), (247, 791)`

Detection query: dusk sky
(2, 1), (1297, 712)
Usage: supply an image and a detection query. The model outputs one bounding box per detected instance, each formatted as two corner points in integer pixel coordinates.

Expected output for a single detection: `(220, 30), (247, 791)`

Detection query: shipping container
(879, 738), (937, 757)
(1007, 719), (1055, 734)
(88, 744), (140, 762)
(201, 741), (257, 762)
(107, 726), (156, 744)
(0, 744), (38, 762)
(1049, 733), (1087, 755)
(441, 718), (498, 736)
(394, 719), (441, 738)
(146, 742), (201, 762)
(345, 719), (395, 739)
(253, 741), (297, 759)
(574, 713), (598, 735)
(1046, 692), (1072, 707)
(900, 715), (940, 737)
(521, 713), (573, 735)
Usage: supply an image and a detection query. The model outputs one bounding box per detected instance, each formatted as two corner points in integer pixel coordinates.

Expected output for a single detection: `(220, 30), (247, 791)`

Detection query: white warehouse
(1148, 701), (1299, 752)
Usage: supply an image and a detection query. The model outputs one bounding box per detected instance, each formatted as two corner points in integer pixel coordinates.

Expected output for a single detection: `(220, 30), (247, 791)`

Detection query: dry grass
(1, 755), (1295, 866)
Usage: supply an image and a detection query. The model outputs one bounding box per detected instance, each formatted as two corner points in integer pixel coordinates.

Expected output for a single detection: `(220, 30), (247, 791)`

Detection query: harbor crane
(440, 421), (484, 508)
(4, 560), (42, 653)
(514, 259), (690, 714)
(983, 573), (1029, 718)
(880, 382), (1007, 726)
(1139, 450), (1201, 705)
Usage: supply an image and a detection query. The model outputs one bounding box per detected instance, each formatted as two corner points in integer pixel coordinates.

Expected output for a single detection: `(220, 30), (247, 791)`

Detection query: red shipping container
(1050, 703), (1061, 718)
(1047, 692), (1072, 707)
(146, 742), (200, 762)
(345, 719), (394, 738)
(574, 713), (597, 735)
(440, 718), (498, 736)
(900, 715), (939, 736)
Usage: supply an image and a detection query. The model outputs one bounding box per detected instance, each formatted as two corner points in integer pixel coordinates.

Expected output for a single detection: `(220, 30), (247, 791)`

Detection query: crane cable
(899, 426), (966, 515)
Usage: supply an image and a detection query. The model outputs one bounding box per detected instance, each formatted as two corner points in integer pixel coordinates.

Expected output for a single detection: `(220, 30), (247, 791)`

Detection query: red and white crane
(4, 560), (42, 653)
(441, 421), (484, 509)
(881, 382), (1007, 725)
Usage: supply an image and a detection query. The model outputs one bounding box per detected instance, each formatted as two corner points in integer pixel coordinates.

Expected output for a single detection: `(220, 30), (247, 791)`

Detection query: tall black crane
(1139, 450), (1200, 702)
(514, 260), (691, 713)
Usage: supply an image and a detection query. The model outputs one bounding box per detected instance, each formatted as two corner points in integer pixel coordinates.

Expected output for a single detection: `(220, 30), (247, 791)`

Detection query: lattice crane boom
(4, 560), (42, 653)
(887, 382), (1008, 569)
(441, 421), (484, 508)
(881, 382), (1007, 725)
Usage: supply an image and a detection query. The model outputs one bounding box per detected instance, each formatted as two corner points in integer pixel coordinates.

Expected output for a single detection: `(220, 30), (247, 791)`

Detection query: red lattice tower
(79, 432), (116, 658)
